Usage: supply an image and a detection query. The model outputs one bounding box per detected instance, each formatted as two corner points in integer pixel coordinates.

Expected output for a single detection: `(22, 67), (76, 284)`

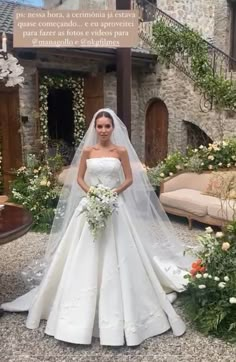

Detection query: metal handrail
(134, 0), (236, 80)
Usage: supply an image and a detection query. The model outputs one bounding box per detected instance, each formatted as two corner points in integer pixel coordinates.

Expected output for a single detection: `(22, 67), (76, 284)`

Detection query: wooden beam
(116, 0), (132, 138)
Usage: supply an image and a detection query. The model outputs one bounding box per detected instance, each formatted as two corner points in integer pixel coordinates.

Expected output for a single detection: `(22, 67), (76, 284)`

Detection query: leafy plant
(181, 222), (236, 342)
(151, 20), (236, 111)
(9, 153), (63, 233)
(146, 138), (236, 187)
(146, 151), (186, 186)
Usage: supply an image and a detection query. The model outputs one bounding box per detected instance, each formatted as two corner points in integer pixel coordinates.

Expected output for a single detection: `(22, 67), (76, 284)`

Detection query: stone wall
(133, 0), (235, 161)
(103, 72), (117, 112)
(138, 63), (236, 158)
(45, 0), (114, 9)
(157, 0), (215, 41)
(157, 0), (232, 54)
(103, 70), (143, 158)
(213, 0), (231, 54)
(18, 66), (38, 158)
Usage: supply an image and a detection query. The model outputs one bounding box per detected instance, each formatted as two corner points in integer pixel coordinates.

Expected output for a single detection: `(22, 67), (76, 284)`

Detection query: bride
(1, 108), (192, 346)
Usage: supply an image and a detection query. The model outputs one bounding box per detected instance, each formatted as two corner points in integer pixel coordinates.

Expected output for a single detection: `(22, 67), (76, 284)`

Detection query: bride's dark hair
(94, 111), (114, 127)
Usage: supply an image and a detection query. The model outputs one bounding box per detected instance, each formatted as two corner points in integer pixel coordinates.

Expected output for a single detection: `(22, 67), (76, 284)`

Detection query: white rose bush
(10, 153), (63, 232)
(146, 138), (236, 188)
(182, 222), (236, 342)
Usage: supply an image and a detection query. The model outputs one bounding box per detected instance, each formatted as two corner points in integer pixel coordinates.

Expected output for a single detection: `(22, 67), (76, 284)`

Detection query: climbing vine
(150, 20), (236, 111)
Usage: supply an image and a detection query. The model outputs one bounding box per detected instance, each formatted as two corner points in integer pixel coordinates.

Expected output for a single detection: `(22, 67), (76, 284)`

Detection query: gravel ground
(0, 216), (236, 362)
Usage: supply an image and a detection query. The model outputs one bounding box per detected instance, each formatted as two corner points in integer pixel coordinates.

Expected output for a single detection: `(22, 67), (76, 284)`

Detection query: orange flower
(192, 264), (201, 271)
(192, 260), (202, 268)
(190, 259), (206, 274)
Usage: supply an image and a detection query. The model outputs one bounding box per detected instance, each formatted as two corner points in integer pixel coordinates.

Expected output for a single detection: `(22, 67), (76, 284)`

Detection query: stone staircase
(132, 0), (236, 109)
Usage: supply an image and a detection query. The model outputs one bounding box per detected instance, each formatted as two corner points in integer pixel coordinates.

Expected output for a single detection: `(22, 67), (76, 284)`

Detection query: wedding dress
(1, 157), (188, 346)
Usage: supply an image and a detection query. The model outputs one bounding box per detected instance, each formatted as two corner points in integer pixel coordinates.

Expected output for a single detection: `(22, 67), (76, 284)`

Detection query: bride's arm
(77, 148), (90, 193)
(113, 148), (133, 194)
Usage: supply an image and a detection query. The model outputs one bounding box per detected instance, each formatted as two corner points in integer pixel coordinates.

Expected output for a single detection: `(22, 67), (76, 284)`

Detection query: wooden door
(145, 99), (168, 167)
(84, 74), (104, 127)
(0, 88), (22, 194)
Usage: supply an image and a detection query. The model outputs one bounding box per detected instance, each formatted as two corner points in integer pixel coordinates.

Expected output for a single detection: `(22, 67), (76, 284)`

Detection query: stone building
(0, 0), (236, 192)
(46, 0), (236, 160)
(138, 0), (236, 159)
(0, 0), (155, 191)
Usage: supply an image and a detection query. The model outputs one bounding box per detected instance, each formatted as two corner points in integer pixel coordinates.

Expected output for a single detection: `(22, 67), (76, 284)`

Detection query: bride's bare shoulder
(115, 145), (128, 155)
(82, 146), (93, 156)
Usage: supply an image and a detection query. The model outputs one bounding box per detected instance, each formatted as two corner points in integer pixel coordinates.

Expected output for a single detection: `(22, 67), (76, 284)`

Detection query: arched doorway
(145, 99), (168, 167)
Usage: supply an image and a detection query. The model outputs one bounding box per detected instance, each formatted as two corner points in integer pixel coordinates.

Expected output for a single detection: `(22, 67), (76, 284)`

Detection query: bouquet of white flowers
(77, 184), (119, 240)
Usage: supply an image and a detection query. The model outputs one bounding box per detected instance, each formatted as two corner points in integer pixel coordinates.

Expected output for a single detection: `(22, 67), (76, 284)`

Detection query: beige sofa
(159, 171), (236, 229)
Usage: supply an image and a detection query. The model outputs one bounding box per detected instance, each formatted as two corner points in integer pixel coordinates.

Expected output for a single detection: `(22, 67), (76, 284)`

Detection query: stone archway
(184, 121), (213, 149)
(145, 98), (168, 167)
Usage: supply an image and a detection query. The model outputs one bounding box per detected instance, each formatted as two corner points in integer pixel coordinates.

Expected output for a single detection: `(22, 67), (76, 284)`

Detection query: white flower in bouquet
(229, 297), (236, 304)
(198, 284), (206, 289)
(218, 282), (226, 289)
(77, 184), (118, 240)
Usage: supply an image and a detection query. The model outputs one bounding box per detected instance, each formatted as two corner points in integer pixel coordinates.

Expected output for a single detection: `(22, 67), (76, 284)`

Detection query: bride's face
(95, 116), (114, 141)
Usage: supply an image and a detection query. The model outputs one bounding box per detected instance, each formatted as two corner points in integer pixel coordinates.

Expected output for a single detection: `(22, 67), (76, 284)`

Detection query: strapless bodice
(86, 157), (121, 189)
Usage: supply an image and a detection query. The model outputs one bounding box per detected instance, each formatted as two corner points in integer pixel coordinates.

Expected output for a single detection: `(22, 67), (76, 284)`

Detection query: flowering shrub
(9, 154), (63, 233)
(146, 151), (187, 187)
(147, 138), (236, 187)
(182, 222), (236, 342)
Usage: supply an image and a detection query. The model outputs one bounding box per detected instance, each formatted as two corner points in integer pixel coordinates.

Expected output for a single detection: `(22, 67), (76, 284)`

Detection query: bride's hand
(112, 188), (119, 195)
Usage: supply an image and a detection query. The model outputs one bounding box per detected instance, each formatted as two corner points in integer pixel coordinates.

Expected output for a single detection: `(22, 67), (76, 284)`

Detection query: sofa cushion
(160, 189), (220, 217)
(203, 171), (236, 198)
(228, 189), (236, 199)
(208, 200), (236, 221)
(162, 172), (210, 193)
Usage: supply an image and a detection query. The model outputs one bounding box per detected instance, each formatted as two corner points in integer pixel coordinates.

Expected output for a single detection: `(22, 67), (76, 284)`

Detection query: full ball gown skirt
(1, 158), (188, 346)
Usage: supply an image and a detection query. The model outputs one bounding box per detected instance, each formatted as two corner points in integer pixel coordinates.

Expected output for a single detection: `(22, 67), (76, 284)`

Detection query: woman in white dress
(1, 108), (192, 346)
